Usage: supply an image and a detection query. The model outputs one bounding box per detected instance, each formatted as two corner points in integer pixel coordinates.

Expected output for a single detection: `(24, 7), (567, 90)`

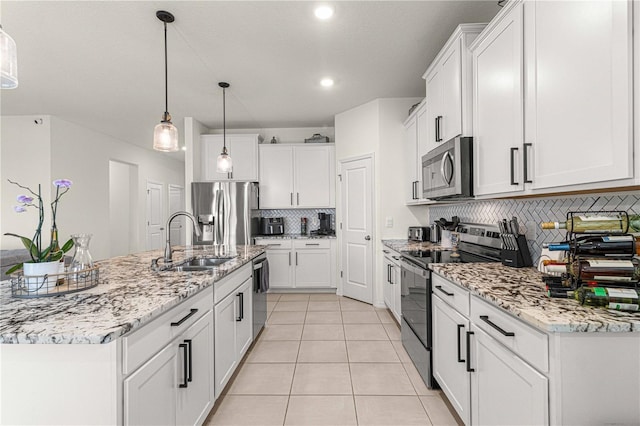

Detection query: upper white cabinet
(201, 134), (260, 181)
(404, 101), (429, 204)
(259, 144), (335, 209)
(423, 24), (486, 147)
(472, 1), (525, 196)
(472, 0), (633, 197)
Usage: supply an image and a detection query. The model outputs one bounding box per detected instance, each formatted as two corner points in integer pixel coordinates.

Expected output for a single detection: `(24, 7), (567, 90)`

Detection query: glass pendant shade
(0, 25), (18, 89)
(153, 117), (179, 152)
(217, 147), (233, 173)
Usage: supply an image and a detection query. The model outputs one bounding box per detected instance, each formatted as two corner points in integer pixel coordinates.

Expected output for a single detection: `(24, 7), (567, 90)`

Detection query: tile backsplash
(428, 192), (640, 262)
(260, 209), (336, 234)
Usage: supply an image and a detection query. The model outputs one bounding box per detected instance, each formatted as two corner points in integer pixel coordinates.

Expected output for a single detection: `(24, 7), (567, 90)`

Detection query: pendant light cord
(163, 21), (169, 115)
(222, 86), (226, 150)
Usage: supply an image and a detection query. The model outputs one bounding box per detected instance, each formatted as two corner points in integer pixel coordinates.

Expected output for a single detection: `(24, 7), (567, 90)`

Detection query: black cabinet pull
(480, 315), (515, 337)
(510, 147), (519, 185)
(240, 292), (244, 320)
(179, 343), (189, 388)
(457, 324), (465, 363)
(466, 331), (475, 372)
(387, 264), (391, 283)
(184, 339), (193, 382)
(435, 285), (454, 297)
(523, 143), (532, 183)
(236, 293), (242, 321)
(171, 308), (198, 327)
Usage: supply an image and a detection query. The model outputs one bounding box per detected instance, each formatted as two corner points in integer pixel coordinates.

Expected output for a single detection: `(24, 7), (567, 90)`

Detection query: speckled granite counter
(0, 245), (265, 344)
(255, 234), (336, 240)
(382, 239), (446, 252)
(430, 263), (640, 333)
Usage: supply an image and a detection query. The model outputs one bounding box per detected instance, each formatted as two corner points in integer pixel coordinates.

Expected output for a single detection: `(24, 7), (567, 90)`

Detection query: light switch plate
(385, 217), (393, 228)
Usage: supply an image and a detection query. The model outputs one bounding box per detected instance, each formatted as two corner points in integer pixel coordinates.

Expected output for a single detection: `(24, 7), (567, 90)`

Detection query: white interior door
(109, 160), (138, 257)
(168, 184), (185, 247)
(146, 181), (164, 250)
(340, 155), (374, 303)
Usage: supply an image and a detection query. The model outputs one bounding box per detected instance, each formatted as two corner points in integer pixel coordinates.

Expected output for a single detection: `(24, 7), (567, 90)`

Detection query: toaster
(408, 226), (429, 242)
(260, 217), (284, 235)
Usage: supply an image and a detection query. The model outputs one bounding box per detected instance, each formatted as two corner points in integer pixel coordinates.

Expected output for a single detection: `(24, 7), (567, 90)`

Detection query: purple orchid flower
(13, 205), (26, 213)
(17, 195), (33, 204)
(53, 179), (73, 188)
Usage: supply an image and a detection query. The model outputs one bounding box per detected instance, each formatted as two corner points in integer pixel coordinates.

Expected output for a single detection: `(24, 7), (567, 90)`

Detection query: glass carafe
(69, 234), (94, 281)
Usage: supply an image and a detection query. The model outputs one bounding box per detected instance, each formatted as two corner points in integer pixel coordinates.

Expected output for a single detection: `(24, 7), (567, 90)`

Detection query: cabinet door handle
(305, 243), (320, 246)
(295, 252), (298, 266)
(457, 324), (465, 363)
(179, 343), (189, 388)
(383, 250), (390, 254)
(523, 143), (532, 184)
(387, 264), (391, 283)
(390, 265), (394, 284)
(466, 331), (475, 372)
(479, 315), (515, 337)
(240, 292), (244, 320)
(236, 293), (243, 322)
(171, 308), (198, 327)
(290, 193), (293, 206)
(435, 285), (454, 297)
(184, 339), (193, 382)
(510, 147), (519, 185)
(297, 193), (300, 205)
(288, 252), (291, 266)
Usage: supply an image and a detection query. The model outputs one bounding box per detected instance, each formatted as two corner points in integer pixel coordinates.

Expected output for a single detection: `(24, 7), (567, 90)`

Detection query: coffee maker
(313, 213), (334, 236)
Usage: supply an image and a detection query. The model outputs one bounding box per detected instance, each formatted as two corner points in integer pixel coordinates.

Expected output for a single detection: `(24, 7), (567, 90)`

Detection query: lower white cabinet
(256, 238), (336, 289)
(382, 249), (401, 322)
(469, 325), (548, 426)
(214, 264), (253, 397)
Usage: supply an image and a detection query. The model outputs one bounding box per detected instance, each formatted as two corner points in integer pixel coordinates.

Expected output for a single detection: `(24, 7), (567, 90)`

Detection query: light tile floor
(206, 293), (462, 426)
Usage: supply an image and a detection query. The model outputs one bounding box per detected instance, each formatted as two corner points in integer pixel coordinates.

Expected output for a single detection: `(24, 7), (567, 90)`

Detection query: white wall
(1, 115), (185, 261)
(1, 116), (53, 250)
(334, 98), (422, 306)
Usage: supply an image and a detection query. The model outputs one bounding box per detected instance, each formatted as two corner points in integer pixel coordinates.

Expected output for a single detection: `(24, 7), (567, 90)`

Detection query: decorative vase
(69, 234), (94, 282)
(22, 260), (61, 292)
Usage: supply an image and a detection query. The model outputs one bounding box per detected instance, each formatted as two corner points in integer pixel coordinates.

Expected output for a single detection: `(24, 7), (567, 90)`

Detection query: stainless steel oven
(422, 136), (473, 200)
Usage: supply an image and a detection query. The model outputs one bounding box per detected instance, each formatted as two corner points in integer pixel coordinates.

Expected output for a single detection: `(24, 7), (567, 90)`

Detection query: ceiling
(1, 1), (499, 158)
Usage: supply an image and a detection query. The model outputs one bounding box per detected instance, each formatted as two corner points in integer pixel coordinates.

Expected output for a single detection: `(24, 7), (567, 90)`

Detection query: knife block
(501, 235), (533, 268)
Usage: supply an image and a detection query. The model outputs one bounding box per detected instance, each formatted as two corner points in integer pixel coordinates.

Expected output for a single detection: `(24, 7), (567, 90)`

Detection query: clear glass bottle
(300, 217), (308, 235)
(540, 213), (640, 233)
(69, 233), (94, 282)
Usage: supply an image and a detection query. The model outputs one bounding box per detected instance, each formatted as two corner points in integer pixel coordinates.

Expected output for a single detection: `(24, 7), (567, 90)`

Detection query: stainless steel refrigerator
(191, 181), (260, 251)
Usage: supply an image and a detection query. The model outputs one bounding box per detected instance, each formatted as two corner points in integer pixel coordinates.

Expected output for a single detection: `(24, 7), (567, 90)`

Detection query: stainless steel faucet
(164, 211), (202, 263)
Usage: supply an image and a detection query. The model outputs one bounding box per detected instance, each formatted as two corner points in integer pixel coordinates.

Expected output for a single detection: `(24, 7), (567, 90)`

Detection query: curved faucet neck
(164, 211), (202, 262)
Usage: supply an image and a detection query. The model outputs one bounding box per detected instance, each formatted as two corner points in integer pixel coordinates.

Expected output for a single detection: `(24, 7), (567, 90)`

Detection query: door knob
(364, 235), (371, 241)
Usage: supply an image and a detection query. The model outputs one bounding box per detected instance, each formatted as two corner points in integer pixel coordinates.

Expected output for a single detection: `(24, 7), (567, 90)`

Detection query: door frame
(168, 184), (185, 246)
(337, 153), (376, 302)
(146, 180), (165, 250)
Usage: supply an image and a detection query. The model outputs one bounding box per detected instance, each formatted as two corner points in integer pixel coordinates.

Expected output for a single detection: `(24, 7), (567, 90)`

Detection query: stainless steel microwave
(422, 136), (473, 200)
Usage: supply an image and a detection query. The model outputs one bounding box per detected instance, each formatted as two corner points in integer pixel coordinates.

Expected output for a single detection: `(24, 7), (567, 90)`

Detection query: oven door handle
(400, 258), (428, 277)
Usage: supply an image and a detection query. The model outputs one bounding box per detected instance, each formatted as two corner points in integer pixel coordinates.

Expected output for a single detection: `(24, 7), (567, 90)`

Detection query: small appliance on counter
(408, 226), (429, 242)
(260, 217), (285, 235)
(310, 213), (335, 236)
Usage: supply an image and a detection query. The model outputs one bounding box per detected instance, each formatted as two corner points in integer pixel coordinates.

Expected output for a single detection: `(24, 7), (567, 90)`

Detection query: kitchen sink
(171, 256), (234, 272)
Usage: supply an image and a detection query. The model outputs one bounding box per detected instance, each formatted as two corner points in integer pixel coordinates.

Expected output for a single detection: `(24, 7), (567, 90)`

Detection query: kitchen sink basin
(170, 256), (235, 272)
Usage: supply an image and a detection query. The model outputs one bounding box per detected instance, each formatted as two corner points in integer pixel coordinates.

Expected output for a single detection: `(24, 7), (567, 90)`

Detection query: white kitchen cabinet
(472, 1), (525, 196)
(259, 144), (335, 209)
(469, 325), (548, 426)
(256, 238), (336, 289)
(214, 263), (253, 397)
(124, 342), (179, 425)
(472, 0), (633, 197)
(432, 296), (471, 426)
(423, 24), (485, 147)
(382, 248), (402, 322)
(201, 134), (260, 181)
(404, 101), (434, 205)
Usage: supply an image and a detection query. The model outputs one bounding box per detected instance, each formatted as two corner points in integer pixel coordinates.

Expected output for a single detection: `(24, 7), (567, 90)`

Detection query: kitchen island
(0, 245), (265, 425)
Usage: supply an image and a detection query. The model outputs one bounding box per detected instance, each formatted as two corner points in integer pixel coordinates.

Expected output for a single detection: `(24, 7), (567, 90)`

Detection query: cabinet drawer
(432, 273), (470, 317)
(255, 239), (293, 250)
(470, 296), (548, 373)
(293, 239), (330, 249)
(122, 286), (213, 375)
(214, 263), (252, 304)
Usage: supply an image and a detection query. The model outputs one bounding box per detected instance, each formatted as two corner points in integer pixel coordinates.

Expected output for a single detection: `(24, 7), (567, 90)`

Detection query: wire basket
(9, 266), (100, 298)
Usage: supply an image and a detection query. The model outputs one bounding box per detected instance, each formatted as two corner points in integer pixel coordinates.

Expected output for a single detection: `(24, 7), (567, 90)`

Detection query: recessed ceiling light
(320, 78), (334, 88)
(314, 5), (334, 20)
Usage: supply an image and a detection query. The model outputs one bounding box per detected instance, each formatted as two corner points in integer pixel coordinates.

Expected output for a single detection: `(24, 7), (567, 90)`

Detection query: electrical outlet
(385, 217), (393, 228)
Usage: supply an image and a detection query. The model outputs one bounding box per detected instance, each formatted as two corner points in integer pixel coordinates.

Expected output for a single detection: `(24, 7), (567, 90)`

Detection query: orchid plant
(5, 179), (75, 274)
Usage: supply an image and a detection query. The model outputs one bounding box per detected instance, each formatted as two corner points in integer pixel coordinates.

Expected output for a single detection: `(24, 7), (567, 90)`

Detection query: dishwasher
(252, 253), (268, 339)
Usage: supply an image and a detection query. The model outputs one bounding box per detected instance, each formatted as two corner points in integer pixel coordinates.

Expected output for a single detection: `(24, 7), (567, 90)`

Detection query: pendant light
(216, 82), (233, 173)
(0, 24), (18, 89)
(153, 10), (179, 152)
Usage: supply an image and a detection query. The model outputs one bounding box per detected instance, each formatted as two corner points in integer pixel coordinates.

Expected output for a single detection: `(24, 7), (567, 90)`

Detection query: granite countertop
(430, 263), (640, 333)
(255, 234), (336, 240)
(0, 245), (265, 344)
(382, 239), (447, 252)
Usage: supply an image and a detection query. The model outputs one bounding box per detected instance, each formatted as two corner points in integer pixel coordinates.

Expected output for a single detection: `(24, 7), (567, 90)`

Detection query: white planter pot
(22, 260), (61, 292)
